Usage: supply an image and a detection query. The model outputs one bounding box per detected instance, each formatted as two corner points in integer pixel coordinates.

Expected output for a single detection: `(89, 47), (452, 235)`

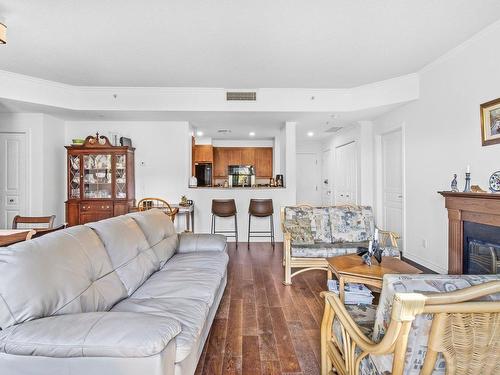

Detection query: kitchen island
(185, 185), (294, 242)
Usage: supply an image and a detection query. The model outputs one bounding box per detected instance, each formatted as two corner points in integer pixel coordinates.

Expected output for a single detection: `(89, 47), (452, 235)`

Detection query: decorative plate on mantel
(489, 171), (500, 192)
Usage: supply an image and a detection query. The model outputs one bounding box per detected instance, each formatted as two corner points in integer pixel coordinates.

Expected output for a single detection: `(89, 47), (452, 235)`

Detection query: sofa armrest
(177, 233), (227, 253)
(0, 312), (181, 358)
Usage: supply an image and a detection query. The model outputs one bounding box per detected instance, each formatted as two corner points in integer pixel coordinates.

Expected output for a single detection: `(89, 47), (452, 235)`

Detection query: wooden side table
(327, 254), (422, 302)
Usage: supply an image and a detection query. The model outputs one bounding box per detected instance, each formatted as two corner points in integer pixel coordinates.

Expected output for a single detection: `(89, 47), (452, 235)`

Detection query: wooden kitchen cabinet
(213, 148), (228, 177)
(193, 145), (213, 163)
(240, 148), (255, 165)
(212, 146), (273, 178)
(255, 147), (273, 177)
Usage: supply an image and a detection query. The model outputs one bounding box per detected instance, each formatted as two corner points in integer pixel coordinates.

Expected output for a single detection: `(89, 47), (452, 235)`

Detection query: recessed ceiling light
(307, 131), (314, 137)
(249, 132), (255, 137)
(196, 131), (203, 137)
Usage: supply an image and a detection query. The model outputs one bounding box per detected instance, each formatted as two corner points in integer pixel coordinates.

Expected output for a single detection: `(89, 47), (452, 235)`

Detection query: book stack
(327, 280), (374, 305)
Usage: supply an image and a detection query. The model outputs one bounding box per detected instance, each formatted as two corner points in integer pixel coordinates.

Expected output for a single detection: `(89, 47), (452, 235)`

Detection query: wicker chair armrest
(322, 291), (425, 355)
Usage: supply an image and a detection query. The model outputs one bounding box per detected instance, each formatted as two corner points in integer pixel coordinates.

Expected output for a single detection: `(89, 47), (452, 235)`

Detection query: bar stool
(247, 199), (274, 250)
(211, 199), (238, 245)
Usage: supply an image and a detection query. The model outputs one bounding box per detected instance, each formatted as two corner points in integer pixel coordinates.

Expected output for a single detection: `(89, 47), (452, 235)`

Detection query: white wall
(42, 115), (65, 223)
(374, 21), (500, 273)
(0, 113), (66, 225)
(65, 121), (191, 202)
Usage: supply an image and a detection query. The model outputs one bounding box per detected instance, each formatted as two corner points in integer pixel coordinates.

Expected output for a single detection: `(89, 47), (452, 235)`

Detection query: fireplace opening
(463, 221), (500, 274)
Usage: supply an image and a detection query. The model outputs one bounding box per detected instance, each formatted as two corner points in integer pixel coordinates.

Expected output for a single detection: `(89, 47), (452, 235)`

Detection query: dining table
(0, 229), (36, 247)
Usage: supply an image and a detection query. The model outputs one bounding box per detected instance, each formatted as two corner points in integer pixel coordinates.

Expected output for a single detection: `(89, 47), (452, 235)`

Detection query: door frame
(0, 131), (30, 227)
(296, 151), (321, 205)
(375, 123), (406, 251)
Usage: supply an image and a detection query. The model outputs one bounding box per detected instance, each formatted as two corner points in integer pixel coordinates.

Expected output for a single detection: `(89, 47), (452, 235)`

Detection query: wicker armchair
(321, 277), (500, 375)
(281, 205), (399, 285)
(137, 198), (179, 222)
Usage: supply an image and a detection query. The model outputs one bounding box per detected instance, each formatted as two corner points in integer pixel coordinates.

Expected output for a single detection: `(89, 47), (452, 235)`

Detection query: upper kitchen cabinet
(240, 147), (255, 165)
(255, 147), (273, 178)
(213, 148), (227, 177)
(211, 146), (273, 178)
(193, 145), (213, 163)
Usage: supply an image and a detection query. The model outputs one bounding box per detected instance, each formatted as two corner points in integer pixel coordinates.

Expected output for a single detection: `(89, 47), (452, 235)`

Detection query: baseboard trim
(402, 256), (437, 274)
(402, 253), (447, 274)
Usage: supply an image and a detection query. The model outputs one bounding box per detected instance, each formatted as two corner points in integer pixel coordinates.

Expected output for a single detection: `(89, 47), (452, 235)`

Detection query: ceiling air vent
(326, 126), (342, 133)
(226, 91), (257, 101)
(217, 129), (232, 134)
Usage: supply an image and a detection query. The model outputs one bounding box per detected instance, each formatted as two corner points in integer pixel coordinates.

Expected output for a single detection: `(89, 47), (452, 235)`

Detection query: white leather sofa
(0, 209), (228, 375)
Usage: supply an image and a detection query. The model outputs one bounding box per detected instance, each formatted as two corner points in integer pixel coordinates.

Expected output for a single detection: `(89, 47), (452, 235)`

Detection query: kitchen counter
(182, 185), (294, 242)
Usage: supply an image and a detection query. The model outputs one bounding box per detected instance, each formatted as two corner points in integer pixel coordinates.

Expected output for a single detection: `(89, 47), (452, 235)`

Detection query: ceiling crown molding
(0, 70), (419, 113)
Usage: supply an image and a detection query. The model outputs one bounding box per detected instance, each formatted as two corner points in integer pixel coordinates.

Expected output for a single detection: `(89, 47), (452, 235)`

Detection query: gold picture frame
(480, 98), (500, 146)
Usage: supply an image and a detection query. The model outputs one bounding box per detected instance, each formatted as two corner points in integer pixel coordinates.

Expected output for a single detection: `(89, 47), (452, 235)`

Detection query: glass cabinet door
(115, 154), (127, 199)
(69, 155), (81, 199)
(83, 154), (112, 199)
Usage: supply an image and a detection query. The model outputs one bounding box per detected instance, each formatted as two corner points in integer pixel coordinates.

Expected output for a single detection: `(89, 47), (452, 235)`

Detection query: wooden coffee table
(327, 254), (422, 302)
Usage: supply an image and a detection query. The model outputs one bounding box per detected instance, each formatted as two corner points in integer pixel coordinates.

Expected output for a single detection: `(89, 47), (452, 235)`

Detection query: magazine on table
(327, 280), (374, 305)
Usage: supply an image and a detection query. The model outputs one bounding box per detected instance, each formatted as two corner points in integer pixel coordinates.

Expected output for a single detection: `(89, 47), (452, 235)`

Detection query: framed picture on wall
(480, 98), (500, 146)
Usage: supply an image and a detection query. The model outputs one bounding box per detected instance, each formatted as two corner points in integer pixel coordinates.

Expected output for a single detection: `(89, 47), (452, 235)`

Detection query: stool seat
(248, 199), (275, 250)
(249, 199), (274, 217)
(211, 199), (238, 245)
(212, 199), (237, 217)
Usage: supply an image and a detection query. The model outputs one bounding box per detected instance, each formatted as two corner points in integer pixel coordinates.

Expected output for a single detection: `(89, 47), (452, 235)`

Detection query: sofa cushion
(371, 274), (500, 374)
(112, 297), (209, 363)
(283, 206), (314, 245)
(131, 267), (225, 306)
(128, 209), (178, 267)
(87, 216), (159, 296)
(329, 206), (375, 243)
(163, 251), (229, 278)
(0, 312), (180, 358)
(311, 207), (332, 243)
(177, 233), (227, 253)
(0, 226), (127, 329)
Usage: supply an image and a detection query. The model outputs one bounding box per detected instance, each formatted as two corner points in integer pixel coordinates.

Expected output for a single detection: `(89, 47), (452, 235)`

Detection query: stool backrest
(212, 199), (237, 217)
(249, 199), (273, 217)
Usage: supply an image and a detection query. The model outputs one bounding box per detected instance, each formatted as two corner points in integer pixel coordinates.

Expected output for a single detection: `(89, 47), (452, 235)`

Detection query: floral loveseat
(280, 205), (400, 285)
(321, 274), (500, 375)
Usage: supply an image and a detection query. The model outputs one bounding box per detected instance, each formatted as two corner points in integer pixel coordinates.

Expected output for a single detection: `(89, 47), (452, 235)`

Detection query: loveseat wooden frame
(321, 281), (500, 375)
(281, 205), (399, 285)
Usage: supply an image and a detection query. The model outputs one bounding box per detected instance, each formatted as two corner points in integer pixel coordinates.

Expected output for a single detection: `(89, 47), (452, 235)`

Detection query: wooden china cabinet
(65, 133), (135, 226)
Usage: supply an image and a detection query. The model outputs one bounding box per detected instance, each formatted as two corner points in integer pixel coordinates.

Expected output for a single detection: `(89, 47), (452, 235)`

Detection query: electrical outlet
(422, 239), (428, 248)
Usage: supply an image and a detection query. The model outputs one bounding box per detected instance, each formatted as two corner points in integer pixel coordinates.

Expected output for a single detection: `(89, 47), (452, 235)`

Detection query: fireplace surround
(439, 192), (500, 274)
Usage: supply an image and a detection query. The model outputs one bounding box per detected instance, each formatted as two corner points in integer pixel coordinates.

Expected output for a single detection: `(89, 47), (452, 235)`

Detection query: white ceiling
(1, 1), (499, 88)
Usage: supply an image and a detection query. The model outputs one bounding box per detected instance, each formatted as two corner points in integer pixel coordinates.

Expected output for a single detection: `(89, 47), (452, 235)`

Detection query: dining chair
(137, 198), (179, 222)
(12, 215), (56, 230)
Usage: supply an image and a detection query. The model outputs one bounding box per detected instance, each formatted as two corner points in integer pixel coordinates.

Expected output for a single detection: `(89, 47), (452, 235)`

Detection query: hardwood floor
(195, 242), (326, 375)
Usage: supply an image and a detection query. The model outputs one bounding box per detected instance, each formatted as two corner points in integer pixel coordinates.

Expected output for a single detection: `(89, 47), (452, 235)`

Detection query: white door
(296, 153), (321, 205)
(381, 129), (403, 247)
(334, 142), (357, 205)
(321, 149), (332, 205)
(0, 133), (27, 229)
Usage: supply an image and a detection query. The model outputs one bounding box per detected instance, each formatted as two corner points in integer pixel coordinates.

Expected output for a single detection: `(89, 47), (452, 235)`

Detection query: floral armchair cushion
(284, 206), (332, 244)
(284, 206), (314, 245)
(370, 274), (500, 374)
(329, 206), (375, 243)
